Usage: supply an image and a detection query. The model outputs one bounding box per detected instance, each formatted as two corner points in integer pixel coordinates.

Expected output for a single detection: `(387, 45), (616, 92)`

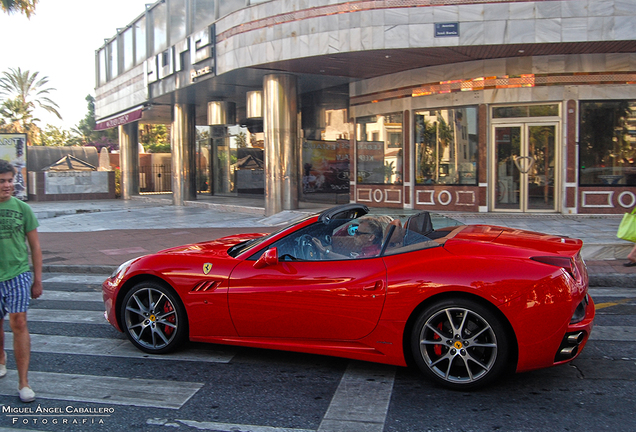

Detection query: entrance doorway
(492, 123), (559, 212)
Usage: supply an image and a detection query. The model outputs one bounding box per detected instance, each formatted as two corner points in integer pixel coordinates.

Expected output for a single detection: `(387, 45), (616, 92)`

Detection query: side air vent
(191, 281), (222, 292)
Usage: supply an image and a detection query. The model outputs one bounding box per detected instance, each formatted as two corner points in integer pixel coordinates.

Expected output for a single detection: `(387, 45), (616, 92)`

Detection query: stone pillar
(172, 103), (197, 205)
(119, 122), (139, 200)
(263, 74), (299, 216)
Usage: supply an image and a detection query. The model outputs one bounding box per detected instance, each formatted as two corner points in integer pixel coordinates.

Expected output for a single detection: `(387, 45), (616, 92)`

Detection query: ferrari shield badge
(203, 263), (213, 275)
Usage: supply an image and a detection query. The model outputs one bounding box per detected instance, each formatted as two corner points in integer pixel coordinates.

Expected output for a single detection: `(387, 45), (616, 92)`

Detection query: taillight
(531, 256), (578, 280)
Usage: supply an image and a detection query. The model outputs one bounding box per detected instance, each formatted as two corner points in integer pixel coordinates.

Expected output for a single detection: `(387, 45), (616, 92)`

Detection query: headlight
(110, 258), (136, 280)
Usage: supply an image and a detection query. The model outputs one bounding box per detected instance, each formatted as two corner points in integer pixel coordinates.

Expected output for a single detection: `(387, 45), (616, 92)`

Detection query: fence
(139, 164), (172, 193)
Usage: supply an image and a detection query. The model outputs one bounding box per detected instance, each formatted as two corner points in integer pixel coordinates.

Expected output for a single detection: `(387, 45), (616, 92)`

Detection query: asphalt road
(0, 274), (634, 432)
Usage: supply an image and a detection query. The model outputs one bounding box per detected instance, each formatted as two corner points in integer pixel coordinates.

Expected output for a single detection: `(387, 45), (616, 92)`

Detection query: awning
(95, 107), (143, 131)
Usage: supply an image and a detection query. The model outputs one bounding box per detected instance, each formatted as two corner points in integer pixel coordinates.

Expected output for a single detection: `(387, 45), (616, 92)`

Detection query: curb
(42, 264), (117, 275)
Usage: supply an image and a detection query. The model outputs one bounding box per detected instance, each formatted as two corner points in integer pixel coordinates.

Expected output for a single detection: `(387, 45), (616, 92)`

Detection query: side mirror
(253, 247), (278, 269)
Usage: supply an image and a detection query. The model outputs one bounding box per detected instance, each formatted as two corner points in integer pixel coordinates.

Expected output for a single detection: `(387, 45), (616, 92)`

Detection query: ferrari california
(102, 204), (594, 389)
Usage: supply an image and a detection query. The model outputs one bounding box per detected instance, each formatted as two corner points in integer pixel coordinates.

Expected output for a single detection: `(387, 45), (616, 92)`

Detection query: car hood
(157, 233), (266, 258)
(446, 224), (583, 257)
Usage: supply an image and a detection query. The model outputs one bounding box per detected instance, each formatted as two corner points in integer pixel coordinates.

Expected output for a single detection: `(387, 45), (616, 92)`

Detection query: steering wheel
(298, 234), (320, 260)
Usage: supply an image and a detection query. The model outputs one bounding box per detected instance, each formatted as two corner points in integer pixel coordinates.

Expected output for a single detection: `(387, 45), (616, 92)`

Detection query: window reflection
(134, 17), (146, 66)
(150, 2), (167, 55)
(122, 27), (134, 71)
(169, 0), (187, 43)
(193, 0), (216, 32)
(580, 101), (636, 186)
(414, 107), (478, 185)
(356, 114), (403, 185)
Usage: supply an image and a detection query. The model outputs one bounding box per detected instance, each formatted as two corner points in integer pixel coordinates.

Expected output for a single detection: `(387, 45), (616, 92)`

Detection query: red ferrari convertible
(102, 204), (594, 389)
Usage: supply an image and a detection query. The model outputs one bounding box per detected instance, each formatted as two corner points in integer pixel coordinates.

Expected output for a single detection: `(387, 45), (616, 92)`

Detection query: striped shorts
(0, 272), (32, 319)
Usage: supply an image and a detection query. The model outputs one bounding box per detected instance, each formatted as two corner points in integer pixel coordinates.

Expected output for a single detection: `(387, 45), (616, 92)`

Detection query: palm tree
(0, 0), (38, 17)
(0, 67), (60, 144)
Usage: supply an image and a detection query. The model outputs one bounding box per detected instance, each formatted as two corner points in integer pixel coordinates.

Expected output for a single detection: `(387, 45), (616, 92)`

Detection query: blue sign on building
(435, 22), (460, 37)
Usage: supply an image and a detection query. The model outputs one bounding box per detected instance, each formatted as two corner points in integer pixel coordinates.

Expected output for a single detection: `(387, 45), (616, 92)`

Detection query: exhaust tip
(567, 332), (585, 345)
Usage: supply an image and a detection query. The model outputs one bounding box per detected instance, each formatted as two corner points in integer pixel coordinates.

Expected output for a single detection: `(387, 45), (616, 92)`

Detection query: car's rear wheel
(411, 298), (510, 390)
(121, 281), (187, 354)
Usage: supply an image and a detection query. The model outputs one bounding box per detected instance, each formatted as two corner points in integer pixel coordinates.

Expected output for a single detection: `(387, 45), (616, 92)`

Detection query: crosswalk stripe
(42, 275), (107, 284)
(318, 361), (395, 432)
(0, 370), (202, 409)
(589, 326), (636, 342)
(172, 419), (314, 432)
(3, 333), (235, 363)
(38, 290), (103, 302)
(28, 309), (105, 324)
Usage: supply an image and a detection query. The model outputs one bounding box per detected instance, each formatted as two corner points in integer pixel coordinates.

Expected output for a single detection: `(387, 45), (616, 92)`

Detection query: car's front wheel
(121, 281), (188, 354)
(411, 298), (510, 390)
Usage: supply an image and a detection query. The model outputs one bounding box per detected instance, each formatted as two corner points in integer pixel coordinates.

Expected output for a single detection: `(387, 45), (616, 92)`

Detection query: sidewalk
(29, 196), (636, 287)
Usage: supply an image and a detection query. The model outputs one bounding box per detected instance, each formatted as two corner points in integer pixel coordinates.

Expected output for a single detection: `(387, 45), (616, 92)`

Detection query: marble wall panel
(588, 0), (613, 16)
(615, 16), (636, 39)
(409, 24), (435, 47)
(433, 5), (460, 22)
(561, 0), (588, 18)
(536, 19), (562, 43)
(484, 3), (510, 21)
(509, 2), (536, 20)
(580, 54), (607, 72)
(506, 19), (535, 44)
(386, 9), (410, 25)
(459, 4), (484, 21)
(606, 53), (631, 71)
(360, 26), (373, 51)
(372, 26), (385, 50)
(385, 25), (409, 49)
(483, 21), (506, 45)
(588, 17), (615, 41)
(536, 1), (562, 19)
(561, 18), (589, 42)
(615, 0), (636, 16)
(409, 8), (435, 24)
(349, 27), (361, 52)
(460, 21), (485, 45)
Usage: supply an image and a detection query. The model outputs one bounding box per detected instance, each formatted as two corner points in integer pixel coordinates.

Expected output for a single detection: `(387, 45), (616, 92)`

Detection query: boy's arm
(26, 228), (43, 299)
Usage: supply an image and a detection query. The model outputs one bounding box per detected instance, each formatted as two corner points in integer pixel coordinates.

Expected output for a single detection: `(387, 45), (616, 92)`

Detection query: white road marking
(173, 419), (314, 432)
(0, 370), (201, 409)
(3, 333), (235, 363)
(38, 290), (103, 302)
(589, 326), (636, 342)
(317, 361), (395, 432)
(27, 309), (105, 324)
(42, 274), (107, 284)
(589, 288), (636, 298)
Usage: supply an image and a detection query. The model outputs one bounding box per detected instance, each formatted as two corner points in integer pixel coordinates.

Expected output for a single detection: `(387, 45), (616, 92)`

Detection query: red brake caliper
(163, 302), (175, 336)
(434, 322), (443, 356)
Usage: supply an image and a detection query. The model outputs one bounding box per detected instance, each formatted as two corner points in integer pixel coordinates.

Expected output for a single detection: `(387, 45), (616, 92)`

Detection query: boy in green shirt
(0, 160), (42, 402)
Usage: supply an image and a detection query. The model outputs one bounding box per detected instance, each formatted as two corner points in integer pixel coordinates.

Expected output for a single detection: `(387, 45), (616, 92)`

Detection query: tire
(120, 281), (188, 354)
(411, 298), (510, 390)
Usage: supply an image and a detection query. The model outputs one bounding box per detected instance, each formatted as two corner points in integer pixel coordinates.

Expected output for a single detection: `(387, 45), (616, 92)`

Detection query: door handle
(364, 280), (385, 291)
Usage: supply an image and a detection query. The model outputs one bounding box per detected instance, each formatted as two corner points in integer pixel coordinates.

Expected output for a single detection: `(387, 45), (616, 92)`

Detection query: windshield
(227, 214), (314, 258)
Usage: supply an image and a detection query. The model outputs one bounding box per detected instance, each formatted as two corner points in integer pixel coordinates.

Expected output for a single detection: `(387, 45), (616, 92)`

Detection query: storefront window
(414, 107), (478, 185)
(356, 114), (403, 185)
(580, 101), (636, 186)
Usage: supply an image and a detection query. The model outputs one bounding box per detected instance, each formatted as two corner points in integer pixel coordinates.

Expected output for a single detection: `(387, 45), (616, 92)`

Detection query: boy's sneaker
(0, 364), (6, 378)
(18, 386), (35, 403)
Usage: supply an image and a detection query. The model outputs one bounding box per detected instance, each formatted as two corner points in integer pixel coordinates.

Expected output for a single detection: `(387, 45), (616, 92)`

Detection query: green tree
(140, 124), (170, 153)
(0, 0), (38, 17)
(70, 94), (118, 150)
(40, 124), (72, 146)
(0, 96), (41, 144)
(0, 67), (61, 144)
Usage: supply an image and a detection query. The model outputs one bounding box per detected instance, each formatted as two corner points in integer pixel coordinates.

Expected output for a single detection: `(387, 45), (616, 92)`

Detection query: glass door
(492, 123), (558, 212)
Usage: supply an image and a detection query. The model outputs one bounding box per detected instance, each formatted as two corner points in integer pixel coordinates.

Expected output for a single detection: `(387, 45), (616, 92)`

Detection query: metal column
(172, 103), (197, 205)
(119, 122), (139, 200)
(263, 74), (299, 216)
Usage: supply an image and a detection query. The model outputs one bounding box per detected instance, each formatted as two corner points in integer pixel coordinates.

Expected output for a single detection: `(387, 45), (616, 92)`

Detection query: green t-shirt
(0, 197), (39, 282)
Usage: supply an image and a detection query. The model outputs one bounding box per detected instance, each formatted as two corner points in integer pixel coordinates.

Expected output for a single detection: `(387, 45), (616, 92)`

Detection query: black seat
(403, 212), (433, 246)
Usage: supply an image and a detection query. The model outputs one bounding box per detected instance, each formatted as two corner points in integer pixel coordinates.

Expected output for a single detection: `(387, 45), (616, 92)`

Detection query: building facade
(95, 0), (636, 215)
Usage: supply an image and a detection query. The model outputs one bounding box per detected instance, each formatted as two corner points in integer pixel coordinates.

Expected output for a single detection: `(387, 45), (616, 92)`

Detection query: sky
(0, 0), (153, 130)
